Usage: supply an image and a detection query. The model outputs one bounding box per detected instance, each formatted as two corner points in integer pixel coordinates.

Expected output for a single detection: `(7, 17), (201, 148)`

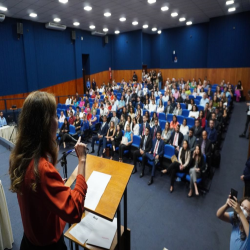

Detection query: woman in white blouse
(132, 117), (140, 135)
(144, 99), (150, 110)
(58, 111), (65, 123)
(192, 88), (198, 98)
(189, 105), (199, 119)
(173, 102), (182, 116)
(150, 112), (158, 128)
(149, 99), (157, 113)
(188, 98), (195, 111)
(157, 99), (164, 113)
(180, 118), (189, 136)
(154, 87), (161, 97)
(124, 115), (132, 131)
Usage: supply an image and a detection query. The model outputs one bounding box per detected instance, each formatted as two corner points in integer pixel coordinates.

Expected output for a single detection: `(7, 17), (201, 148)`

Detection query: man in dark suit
(198, 130), (212, 158)
(131, 88), (137, 107)
(125, 91), (132, 106)
(164, 100), (174, 117)
(90, 115), (108, 155)
(132, 127), (152, 174)
(92, 79), (96, 91)
(151, 118), (162, 140)
(169, 124), (184, 156)
(192, 119), (203, 139)
(142, 132), (164, 185)
(183, 128), (196, 153)
(140, 115), (150, 137)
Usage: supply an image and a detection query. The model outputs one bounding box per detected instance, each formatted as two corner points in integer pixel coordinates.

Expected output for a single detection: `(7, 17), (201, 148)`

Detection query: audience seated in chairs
(192, 119), (203, 139)
(140, 115), (151, 137)
(58, 118), (77, 148)
(188, 145), (206, 197)
(162, 139), (191, 193)
(102, 121), (116, 158)
(119, 124), (133, 162)
(132, 127), (152, 174)
(169, 124), (184, 154)
(68, 111), (75, 125)
(90, 115), (108, 155)
(151, 117), (162, 140)
(170, 115), (179, 130)
(180, 118), (189, 136)
(109, 124), (123, 160)
(132, 117), (140, 136)
(141, 131), (164, 185)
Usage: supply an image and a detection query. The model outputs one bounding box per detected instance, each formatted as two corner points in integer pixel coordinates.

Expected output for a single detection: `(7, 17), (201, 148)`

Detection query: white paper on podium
(69, 213), (117, 249)
(84, 171), (111, 210)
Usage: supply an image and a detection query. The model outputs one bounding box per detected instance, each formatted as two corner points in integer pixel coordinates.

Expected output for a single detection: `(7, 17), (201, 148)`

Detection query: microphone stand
(57, 150), (74, 179)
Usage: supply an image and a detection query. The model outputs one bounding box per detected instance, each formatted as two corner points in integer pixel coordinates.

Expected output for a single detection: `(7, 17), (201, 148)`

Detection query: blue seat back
(186, 117), (195, 128)
(158, 112), (166, 121)
(189, 95), (194, 100)
(194, 99), (200, 105)
(180, 103), (186, 110)
(132, 135), (141, 148)
(159, 119), (166, 130)
(58, 122), (63, 129)
(196, 96), (202, 101)
(197, 105), (204, 111)
(57, 103), (62, 109)
(164, 145), (175, 159)
(177, 115), (184, 124)
(182, 109), (190, 117)
(69, 125), (76, 134)
(166, 114), (173, 123)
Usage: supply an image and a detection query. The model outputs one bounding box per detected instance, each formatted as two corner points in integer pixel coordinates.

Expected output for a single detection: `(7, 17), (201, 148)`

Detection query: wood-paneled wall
(1, 68), (249, 111)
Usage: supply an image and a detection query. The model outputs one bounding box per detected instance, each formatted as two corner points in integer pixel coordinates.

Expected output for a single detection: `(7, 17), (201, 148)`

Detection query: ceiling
(0, 0), (249, 34)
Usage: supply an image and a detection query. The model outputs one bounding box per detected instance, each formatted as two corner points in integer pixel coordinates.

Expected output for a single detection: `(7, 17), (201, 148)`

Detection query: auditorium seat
(182, 109), (190, 117)
(163, 145), (175, 160)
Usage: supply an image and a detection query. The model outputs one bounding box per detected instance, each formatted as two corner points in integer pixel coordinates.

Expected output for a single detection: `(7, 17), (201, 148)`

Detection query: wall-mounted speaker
(17, 23), (23, 35)
(104, 36), (108, 44)
(71, 30), (76, 41)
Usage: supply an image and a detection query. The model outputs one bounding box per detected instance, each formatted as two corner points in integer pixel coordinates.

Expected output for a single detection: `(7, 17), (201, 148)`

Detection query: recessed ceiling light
(73, 22), (80, 26)
(84, 6), (92, 11)
(171, 12), (178, 17)
(132, 21), (138, 25)
(143, 24), (148, 29)
(226, 0), (234, 5)
(0, 6), (7, 11)
(119, 17), (126, 22)
(103, 28), (108, 32)
(89, 25), (95, 29)
(115, 30), (120, 34)
(104, 12), (111, 17)
(228, 7), (236, 12)
(161, 6), (169, 11)
(59, 0), (68, 3)
(157, 30), (161, 34)
(179, 17), (186, 22)
(148, 0), (156, 3)
(152, 27), (157, 31)
(186, 21), (192, 25)
(29, 13), (37, 18)
(54, 18), (61, 22)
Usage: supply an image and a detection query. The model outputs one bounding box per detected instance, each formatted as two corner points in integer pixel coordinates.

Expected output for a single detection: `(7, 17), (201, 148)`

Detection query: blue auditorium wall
(142, 33), (152, 68)
(207, 11), (250, 68)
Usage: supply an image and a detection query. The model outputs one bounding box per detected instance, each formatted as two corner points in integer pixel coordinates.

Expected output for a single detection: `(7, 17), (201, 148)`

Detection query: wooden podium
(64, 154), (133, 250)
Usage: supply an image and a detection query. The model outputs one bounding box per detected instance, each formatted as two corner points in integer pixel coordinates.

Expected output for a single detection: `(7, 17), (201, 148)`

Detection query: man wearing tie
(169, 124), (184, 155)
(132, 127), (152, 174)
(139, 115), (150, 137)
(151, 118), (162, 140)
(142, 132), (164, 185)
(198, 130), (212, 167)
(90, 116), (108, 155)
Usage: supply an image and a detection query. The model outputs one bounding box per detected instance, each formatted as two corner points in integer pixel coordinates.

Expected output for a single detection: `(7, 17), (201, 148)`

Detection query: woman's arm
(216, 198), (231, 223)
(128, 133), (133, 145)
(183, 151), (191, 168)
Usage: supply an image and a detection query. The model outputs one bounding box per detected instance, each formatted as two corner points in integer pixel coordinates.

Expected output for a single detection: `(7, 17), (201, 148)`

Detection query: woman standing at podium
(9, 91), (88, 250)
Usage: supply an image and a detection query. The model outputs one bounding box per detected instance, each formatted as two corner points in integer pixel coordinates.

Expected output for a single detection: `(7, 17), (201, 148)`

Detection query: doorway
(82, 54), (90, 94)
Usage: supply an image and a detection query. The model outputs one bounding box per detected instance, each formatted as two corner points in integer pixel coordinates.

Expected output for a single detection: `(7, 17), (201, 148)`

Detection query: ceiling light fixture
(132, 21), (138, 25)
(84, 6), (92, 11)
(228, 7), (236, 12)
(143, 24), (148, 29)
(59, 0), (68, 3)
(148, 0), (156, 3)
(152, 27), (157, 31)
(73, 22), (80, 26)
(54, 18), (61, 22)
(179, 17), (186, 22)
(89, 25), (95, 29)
(161, 6), (169, 11)
(0, 6), (7, 11)
(171, 12), (178, 17)
(29, 13), (37, 18)
(158, 30), (161, 34)
(103, 28), (108, 32)
(186, 21), (192, 25)
(104, 12), (111, 17)
(119, 17), (126, 22)
(226, 0), (234, 5)
(115, 30), (120, 34)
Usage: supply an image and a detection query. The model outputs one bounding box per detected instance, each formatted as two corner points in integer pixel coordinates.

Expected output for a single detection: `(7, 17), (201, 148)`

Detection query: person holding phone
(217, 195), (250, 250)
(9, 91), (88, 249)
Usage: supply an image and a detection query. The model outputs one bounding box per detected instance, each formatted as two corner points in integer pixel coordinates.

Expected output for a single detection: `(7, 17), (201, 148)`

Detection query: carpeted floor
(1, 102), (249, 250)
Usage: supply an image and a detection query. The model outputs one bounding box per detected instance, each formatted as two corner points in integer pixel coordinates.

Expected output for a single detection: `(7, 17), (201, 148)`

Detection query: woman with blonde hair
(9, 91), (88, 249)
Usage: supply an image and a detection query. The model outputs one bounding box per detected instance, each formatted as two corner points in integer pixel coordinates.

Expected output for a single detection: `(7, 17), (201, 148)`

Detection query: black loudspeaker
(71, 30), (76, 41)
(17, 23), (23, 35)
(104, 36), (108, 44)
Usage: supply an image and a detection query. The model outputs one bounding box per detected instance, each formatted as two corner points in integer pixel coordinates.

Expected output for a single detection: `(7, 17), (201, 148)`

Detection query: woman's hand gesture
(75, 137), (87, 161)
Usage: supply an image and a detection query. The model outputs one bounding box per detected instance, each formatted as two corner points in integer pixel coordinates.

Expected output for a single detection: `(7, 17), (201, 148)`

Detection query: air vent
(45, 22), (66, 31)
(91, 31), (106, 36)
(0, 14), (5, 22)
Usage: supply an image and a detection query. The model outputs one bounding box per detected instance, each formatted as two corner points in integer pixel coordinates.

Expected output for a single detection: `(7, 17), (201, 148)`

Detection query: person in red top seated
(198, 110), (206, 129)
(68, 111), (76, 125)
(9, 91), (88, 250)
(87, 109), (92, 121)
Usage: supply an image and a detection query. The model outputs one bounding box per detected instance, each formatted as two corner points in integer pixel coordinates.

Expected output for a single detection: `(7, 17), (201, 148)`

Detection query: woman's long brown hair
(9, 91), (58, 194)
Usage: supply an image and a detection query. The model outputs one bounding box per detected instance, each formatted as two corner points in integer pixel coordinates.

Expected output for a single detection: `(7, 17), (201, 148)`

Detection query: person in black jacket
(110, 124), (123, 160)
(192, 119), (203, 139)
(241, 157), (250, 197)
(151, 118), (162, 140)
(132, 72), (138, 82)
(169, 125), (184, 148)
(188, 145), (206, 197)
(58, 118), (77, 148)
(140, 115), (150, 137)
(92, 79), (96, 91)
(132, 127), (152, 174)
